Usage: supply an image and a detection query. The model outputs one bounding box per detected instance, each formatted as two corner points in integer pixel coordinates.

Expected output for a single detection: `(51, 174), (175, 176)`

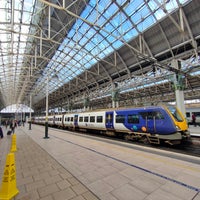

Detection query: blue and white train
(33, 105), (190, 145)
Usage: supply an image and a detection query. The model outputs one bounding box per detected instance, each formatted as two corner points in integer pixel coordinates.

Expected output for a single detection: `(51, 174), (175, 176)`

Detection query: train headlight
(176, 125), (181, 131)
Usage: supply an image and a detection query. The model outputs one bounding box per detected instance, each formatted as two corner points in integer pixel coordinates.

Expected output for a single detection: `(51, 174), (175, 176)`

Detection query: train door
(61, 114), (64, 128)
(53, 116), (55, 126)
(105, 111), (114, 129)
(74, 114), (78, 128)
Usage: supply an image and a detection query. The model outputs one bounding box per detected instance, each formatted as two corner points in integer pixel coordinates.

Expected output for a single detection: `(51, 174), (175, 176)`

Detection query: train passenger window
(154, 111), (164, 119)
(67, 117), (70, 122)
(79, 117), (83, 122)
(116, 115), (125, 123)
(84, 116), (89, 122)
(106, 114), (112, 123)
(139, 111), (164, 120)
(71, 117), (74, 122)
(90, 116), (95, 123)
(97, 116), (103, 123)
(186, 112), (190, 118)
(128, 114), (139, 124)
(194, 112), (200, 117)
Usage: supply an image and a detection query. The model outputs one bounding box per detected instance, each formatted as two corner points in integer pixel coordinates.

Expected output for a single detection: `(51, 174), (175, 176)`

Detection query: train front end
(165, 105), (190, 143)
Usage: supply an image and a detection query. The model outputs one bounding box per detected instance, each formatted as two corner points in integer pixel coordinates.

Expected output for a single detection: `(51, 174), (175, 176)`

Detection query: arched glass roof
(34, 0), (189, 96)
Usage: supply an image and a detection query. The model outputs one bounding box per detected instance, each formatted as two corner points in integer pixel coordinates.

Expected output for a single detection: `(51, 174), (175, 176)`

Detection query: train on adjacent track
(186, 107), (200, 126)
(32, 105), (190, 145)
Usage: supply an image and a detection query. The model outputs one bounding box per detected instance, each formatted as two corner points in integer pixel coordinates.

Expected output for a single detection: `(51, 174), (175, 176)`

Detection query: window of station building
(84, 116), (89, 122)
(116, 115), (125, 123)
(90, 116), (95, 123)
(97, 116), (103, 123)
(79, 116), (83, 122)
(128, 114), (139, 124)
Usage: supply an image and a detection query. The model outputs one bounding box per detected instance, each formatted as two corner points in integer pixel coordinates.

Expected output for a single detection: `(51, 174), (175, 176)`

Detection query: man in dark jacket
(0, 126), (3, 138)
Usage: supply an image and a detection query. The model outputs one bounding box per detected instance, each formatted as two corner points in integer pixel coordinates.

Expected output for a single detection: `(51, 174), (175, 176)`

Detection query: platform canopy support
(171, 59), (186, 117)
(111, 82), (120, 108)
(84, 96), (90, 111)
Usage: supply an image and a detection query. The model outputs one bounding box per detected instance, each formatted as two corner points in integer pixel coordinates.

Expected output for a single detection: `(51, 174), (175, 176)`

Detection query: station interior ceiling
(0, 0), (200, 113)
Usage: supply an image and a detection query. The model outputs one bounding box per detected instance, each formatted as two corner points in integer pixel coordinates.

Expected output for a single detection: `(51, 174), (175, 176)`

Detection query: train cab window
(79, 117), (83, 122)
(97, 116), (103, 123)
(90, 116), (95, 123)
(128, 114), (139, 124)
(84, 116), (89, 122)
(116, 115), (125, 123)
(167, 106), (183, 122)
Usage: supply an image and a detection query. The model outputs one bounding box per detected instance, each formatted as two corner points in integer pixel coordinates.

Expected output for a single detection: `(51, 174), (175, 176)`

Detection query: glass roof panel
(0, 0), (192, 108)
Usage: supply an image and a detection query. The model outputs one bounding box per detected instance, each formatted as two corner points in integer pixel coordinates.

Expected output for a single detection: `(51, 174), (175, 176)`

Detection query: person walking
(10, 120), (15, 134)
(192, 113), (196, 127)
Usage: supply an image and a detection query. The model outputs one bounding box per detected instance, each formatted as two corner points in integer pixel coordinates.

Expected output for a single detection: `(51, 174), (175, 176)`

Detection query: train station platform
(189, 125), (200, 137)
(0, 124), (200, 200)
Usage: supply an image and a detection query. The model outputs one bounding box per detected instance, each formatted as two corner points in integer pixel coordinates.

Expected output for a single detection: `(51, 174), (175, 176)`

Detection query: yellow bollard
(10, 134), (17, 152)
(0, 153), (19, 200)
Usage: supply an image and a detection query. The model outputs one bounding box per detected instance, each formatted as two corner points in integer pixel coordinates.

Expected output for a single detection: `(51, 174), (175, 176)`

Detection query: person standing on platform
(0, 126), (3, 138)
(10, 120), (16, 134)
(192, 113), (196, 127)
(5, 120), (8, 129)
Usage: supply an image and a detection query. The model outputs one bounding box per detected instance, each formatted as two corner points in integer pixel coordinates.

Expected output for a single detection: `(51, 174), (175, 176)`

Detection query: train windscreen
(167, 106), (183, 122)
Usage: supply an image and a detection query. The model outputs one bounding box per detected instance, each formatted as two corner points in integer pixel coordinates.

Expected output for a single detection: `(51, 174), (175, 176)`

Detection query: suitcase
(7, 130), (12, 135)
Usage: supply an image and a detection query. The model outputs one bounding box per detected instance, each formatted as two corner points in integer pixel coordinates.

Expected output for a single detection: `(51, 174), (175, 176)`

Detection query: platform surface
(0, 124), (200, 200)
(189, 125), (200, 137)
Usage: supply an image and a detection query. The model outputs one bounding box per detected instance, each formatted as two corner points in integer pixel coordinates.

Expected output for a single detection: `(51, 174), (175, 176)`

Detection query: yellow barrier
(10, 134), (17, 152)
(0, 153), (19, 200)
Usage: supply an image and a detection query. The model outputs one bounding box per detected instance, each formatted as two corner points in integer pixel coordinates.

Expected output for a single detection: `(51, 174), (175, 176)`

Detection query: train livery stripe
(51, 134), (200, 193)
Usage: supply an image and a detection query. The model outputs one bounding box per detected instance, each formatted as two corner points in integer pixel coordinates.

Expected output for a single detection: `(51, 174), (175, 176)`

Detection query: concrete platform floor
(0, 124), (200, 200)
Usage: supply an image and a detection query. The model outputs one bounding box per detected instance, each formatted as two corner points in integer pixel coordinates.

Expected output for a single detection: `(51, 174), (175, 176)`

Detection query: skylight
(44, 0), (189, 94)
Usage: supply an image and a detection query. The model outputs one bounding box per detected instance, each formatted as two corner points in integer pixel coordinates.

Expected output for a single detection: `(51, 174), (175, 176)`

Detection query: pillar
(171, 60), (186, 117)
(111, 82), (119, 108)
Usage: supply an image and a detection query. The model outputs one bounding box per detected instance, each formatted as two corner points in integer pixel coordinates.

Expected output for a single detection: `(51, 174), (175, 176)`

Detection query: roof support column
(171, 60), (186, 117)
(29, 95), (32, 130)
(111, 83), (119, 108)
(84, 96), (90, 111)
(48, 5), (51, 38)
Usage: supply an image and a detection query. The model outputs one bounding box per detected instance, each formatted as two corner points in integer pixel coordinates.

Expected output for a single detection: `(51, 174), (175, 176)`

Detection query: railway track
(47, 126), (200, 159)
